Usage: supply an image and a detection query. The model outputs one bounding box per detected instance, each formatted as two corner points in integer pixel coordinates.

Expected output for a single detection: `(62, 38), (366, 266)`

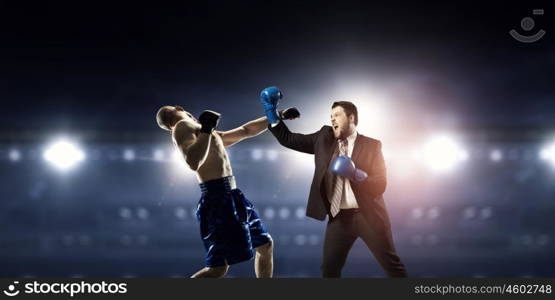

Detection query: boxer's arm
(173, 121), (211, 171)
(353, 141), (387, 197)
(268, 120), (318, 154)
(217, 116), (268, 147)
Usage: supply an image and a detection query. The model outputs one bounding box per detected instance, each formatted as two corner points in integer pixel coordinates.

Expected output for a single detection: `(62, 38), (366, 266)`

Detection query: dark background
(1, 1), (554, 132)
(0, 1), (554, 277)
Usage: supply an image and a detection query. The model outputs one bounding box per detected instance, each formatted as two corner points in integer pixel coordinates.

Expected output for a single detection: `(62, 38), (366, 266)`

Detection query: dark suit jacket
(269, 121), (392, 232)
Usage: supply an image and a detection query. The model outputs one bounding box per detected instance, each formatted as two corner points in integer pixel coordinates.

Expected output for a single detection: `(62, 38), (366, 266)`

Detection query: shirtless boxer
(155, 101), (299, 278)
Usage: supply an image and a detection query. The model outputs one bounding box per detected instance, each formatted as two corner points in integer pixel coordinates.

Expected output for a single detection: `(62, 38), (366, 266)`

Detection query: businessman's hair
(332, 101), (358, 125)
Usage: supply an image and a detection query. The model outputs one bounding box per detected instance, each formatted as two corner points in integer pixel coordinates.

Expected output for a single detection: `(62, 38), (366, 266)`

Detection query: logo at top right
(510, 9), (546, 43)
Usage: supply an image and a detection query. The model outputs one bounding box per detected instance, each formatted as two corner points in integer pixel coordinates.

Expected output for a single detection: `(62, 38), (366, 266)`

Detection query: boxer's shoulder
(172, 120), (199, 144)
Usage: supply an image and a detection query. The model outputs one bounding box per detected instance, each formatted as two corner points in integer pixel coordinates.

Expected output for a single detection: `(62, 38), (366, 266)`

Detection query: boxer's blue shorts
(196, 176), (272, 267)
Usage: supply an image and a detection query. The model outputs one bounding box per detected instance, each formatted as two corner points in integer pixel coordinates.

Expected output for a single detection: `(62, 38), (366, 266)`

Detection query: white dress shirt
(340, 131), (359, 209)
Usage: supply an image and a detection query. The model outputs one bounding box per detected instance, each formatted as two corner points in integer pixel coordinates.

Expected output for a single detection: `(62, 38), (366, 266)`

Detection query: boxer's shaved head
(156, 106), (173, 131)
(156, 105), (195, 131)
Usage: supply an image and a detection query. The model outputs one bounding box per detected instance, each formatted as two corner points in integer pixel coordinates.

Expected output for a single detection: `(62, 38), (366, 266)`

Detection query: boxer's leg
(196, 189), (238, 278)
(191, 263), (229, 278)
(254, 240), (273, 278)
(237, 191), (274, 278)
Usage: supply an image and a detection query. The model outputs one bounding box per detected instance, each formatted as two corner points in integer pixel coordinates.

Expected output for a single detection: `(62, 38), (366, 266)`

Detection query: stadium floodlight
(421, 134), (467, 173)
(540, 142), (555, 166)
(153, 149), (165, 161)
(251, 148), (264, 161)
(489, 149), (503, 162)
(9, 149), (21, 161)
(43, 140), (85, 170)
(123, 149), (135, 161)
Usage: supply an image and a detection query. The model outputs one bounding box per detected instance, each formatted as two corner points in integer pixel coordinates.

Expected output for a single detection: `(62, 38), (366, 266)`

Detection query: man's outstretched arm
(259, 86), (316, 154)
(218, 108), (301, 147)
(218, 116), (269, 147)
(268, 120), (319, 155)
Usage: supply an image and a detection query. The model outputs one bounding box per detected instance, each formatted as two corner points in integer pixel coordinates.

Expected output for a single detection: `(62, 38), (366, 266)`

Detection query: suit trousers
(321, 209), (408, 277)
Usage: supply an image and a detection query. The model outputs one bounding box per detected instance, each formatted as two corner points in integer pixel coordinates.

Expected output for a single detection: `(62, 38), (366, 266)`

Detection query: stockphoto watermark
(2, 280), (127, 297)
(510, 9), (546, 43)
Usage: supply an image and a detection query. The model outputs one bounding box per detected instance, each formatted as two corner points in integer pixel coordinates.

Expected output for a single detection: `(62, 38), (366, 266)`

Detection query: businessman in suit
(259, 86), (407, 277)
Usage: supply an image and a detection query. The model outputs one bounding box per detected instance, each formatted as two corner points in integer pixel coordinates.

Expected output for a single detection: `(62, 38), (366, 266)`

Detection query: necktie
(329, 139), (348, 217)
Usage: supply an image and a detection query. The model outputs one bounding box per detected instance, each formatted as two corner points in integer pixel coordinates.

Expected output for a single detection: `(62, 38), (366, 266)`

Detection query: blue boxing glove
(330, 155), (368, 182)
(260, 86), (283, 124)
